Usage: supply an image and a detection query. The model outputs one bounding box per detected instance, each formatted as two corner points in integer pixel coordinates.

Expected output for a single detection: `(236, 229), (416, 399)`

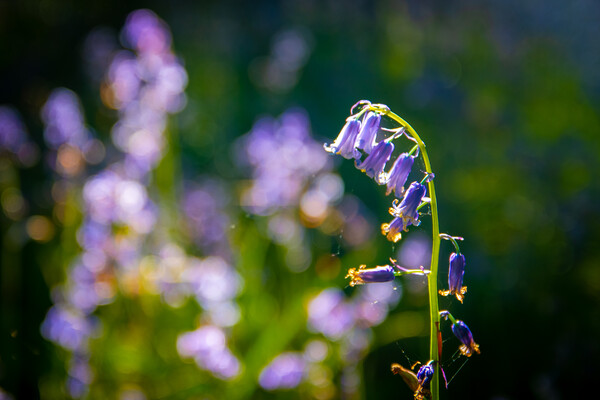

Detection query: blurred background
(1, 0), (599, 399)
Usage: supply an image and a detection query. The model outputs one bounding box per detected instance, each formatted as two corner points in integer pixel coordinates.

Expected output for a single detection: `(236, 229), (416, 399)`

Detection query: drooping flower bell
(380, 216), (405, 243)
(345, 264), (395, 287)
(355, 140), (394, 184)
(439, 252), (467, 303)
(384, 152), (415, 197)
(451, 320), (480, 357)
(355, 111), (380, 154)
(324, 118), (361, 159)
(415, 360), (435, 400)
(381, 181), (426, 242)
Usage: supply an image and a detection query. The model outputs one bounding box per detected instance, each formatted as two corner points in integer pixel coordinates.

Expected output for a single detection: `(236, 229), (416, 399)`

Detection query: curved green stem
(373, 106), (441, 400)
(440, 233), (463, 255)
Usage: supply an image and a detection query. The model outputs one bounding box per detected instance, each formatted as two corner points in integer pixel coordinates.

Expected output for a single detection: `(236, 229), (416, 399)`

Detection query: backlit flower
(355, 140), (394, 183)
(345, 264), (395, 287)
(380, 216), (404, 243)
(384, 153), (414, 197)
(439, 253), (467, 303)
(355, 111), (380, 154)
(324, 118), (361, 159)
(451, 320), (480, 357)
(381, 182), (426, 241)
(415, 360), (435, 400)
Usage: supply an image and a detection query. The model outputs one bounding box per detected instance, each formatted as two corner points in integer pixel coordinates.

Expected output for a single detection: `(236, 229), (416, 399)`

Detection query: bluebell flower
(439, 253), (467, 303)
(381, 181), (426, 241)
(345, 264), (395, 287)
(380, 216), (405, 243)
(355, 111), (380, 154)
(324, 118), (361, 159)
(415, 360), (435, 400)
(355, 140), (394, 183)
(451, 320), (480, 357)
(384, 153), (415, 197)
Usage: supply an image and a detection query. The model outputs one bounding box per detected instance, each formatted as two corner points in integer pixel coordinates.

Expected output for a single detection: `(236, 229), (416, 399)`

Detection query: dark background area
(1, 0), (599, 399)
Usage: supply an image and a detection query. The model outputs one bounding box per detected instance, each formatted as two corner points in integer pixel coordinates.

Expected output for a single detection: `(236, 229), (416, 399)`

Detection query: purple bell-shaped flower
(355, 111), (380, 154)
(355, 140), (394, 183)
(345, 264), (395, 287)
(451, 320), (480, 357)
(324, 118), (361, 159)
(381, 181), (426, 241)
(439, 252), (467, 303)
(384, 153), (414, 197)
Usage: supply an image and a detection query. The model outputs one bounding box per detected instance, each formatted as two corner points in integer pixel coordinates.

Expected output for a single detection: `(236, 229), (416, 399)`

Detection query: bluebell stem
(327, 101), (479, 399)
(384, 152), (415, 197)
(355, 140), (394, 183)
(324, 118), (361, 159)
(451, 319), (480, 357)
(439, 253), (467, 303)
(356, 111), (380, 154)
(345, 264), (395, 287)
(381, 181), (426, 242)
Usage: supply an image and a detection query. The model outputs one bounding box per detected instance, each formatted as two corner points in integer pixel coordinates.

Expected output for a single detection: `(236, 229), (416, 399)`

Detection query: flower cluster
(105, 9), (188, 178)
(325, 100), (479, 399)
(324, 102), (426, 247)
(38, 10), (243, 397)
(325, 108), (417, 195)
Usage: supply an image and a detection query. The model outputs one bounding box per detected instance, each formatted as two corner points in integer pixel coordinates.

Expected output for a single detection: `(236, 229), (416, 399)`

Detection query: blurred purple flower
(105, 10), (187, 177)
(40, 306), (98, 351)
(67, 355), (93, 398)
(183, 181), (231, 256)
(183, 256), (242, 306)
(0, 106), (27, 153)
(176, 325), (241, 380)
(355, 281), (401, 327)
(122, 9), (172, 55)
(0, 106), (38, 166)
(239, 109), (330, 216)
(307, 288), (355, 340)
(259, 352), (306, 390)
(41, 88), (89, 149)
